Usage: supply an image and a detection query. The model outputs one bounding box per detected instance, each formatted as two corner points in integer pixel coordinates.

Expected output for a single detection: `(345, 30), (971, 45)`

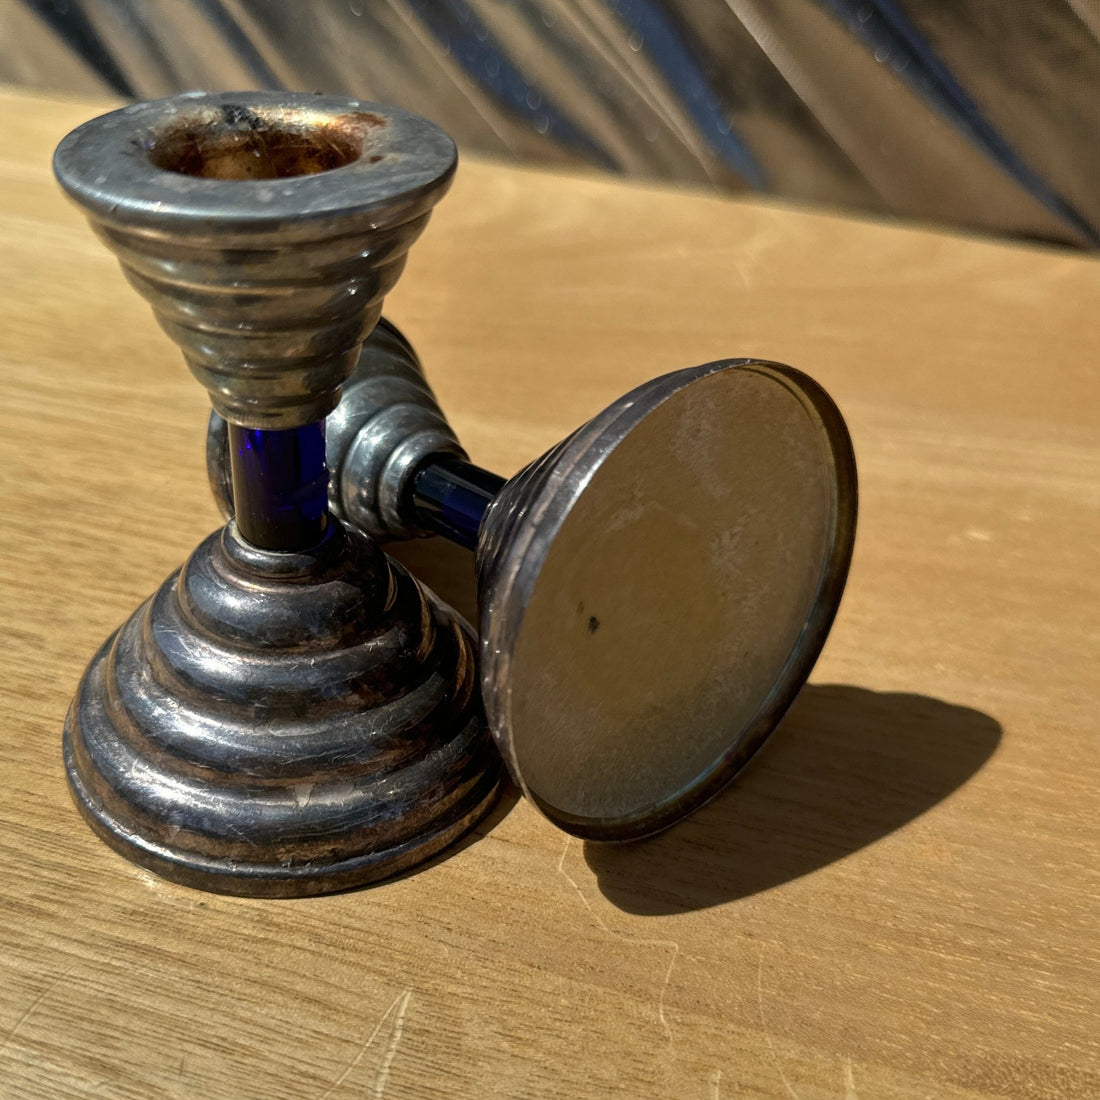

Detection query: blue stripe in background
(820, 0), (1099, 245)
(408, 0), (618, 171)
(607, 0), (767, 189)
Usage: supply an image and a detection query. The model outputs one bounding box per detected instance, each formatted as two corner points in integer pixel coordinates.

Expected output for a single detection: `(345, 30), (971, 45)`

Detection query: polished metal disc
(478, 360), (857, 840)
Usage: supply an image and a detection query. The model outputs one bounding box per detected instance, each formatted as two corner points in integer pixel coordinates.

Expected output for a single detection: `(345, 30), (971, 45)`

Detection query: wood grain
(0, 88), (1097, 1100)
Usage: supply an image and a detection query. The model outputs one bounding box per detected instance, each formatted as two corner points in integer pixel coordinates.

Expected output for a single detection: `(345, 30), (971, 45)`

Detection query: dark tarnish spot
(220, 104), (265, 130)
(337, 110), (387, 130)
(587, 616), (600, 635)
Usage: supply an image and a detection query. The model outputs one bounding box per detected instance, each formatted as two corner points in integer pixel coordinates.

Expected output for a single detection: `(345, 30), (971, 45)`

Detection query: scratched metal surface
(3, 0), (1098, 246)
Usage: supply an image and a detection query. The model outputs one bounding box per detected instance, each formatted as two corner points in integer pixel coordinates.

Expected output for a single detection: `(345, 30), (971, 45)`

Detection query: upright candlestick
(55, 93), (501, 895)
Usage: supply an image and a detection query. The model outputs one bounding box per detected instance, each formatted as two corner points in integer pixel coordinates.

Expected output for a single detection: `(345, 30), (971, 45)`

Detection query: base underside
(478, 360), (856, 840)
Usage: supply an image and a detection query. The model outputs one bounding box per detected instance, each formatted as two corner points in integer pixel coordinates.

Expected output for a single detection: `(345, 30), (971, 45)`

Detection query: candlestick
(56, 93), (501, 895)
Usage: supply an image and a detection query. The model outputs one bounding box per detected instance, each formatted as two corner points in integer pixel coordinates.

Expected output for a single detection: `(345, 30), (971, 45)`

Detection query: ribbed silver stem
(208, 319), (468, 536)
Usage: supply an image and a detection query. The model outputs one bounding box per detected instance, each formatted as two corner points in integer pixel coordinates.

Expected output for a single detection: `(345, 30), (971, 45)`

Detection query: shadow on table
(584, 685), (1002, 915)
(381, 538), (1003, 913)
(389, 536), (480, 627)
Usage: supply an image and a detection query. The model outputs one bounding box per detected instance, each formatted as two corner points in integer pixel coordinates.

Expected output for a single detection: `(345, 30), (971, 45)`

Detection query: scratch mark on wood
(710, 1067), (722, 1099)
(756, 949), (802, 1100)
(372, 989), (410, 1099)
(843, 1057), (858, 1100)
(319, 988), (411, 1099)
(557, 837), (680, 1041)
(0, 965), (76, 1063)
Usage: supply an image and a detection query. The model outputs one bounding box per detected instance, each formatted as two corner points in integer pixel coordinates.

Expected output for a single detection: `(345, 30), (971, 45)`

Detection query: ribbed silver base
(63, 520), (500, 896)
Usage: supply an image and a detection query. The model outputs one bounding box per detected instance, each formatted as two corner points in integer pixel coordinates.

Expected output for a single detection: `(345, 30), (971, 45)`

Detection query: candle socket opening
(147, 104), (386, 180)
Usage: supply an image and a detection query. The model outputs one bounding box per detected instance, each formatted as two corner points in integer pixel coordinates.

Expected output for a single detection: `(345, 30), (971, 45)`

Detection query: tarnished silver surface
(56, 95), (501, 894)
(210, 332), (857, 841)
(64, 521), (500, 896)
(208, 319), (466, 538)
(53, 91), (456, 429)
(477, 360), (856, 839)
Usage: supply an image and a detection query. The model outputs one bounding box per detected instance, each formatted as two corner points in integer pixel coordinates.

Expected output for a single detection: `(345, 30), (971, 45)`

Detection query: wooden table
(1, 88), (1097, 1100)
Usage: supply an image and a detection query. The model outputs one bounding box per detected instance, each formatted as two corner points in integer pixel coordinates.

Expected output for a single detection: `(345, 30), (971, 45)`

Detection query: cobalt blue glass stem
(411, 455), (505, 550)
(228, 422), (329, 551)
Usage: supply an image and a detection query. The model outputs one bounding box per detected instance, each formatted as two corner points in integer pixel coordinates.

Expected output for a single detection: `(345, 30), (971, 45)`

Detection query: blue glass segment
(228, 422), (329, 550)
(412, 455), (505, 550)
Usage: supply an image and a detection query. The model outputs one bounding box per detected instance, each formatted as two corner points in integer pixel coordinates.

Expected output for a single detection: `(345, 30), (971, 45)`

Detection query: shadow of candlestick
(383, 537), (1001, 912)
(389, 535), (480, 628)
(584, 685), (1001, 915)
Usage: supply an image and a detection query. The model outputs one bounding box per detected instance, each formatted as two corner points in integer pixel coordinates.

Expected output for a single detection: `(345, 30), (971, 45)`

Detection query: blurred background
(4, 0), (1098, 247)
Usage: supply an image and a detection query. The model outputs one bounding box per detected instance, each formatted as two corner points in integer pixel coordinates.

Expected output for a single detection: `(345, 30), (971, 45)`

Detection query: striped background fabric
(4, 0), (1098, 245)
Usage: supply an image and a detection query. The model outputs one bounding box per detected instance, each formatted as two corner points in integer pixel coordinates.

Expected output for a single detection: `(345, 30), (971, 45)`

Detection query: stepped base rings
(63, 520), (501, 896)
